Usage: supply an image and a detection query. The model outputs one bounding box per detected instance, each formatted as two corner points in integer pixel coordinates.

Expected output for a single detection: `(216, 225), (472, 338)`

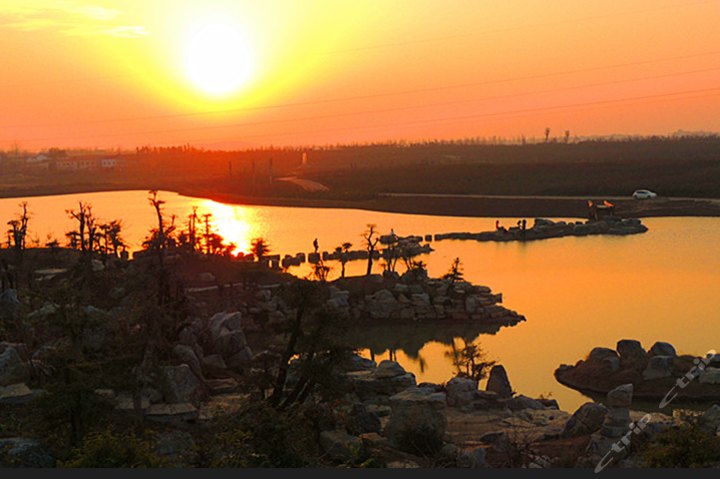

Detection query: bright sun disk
(184, 23), (254, 96)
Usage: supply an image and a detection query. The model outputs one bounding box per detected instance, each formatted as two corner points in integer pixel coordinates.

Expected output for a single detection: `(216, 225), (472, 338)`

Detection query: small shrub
(642, 425), (720, 468)
(61, 429), (166, 468)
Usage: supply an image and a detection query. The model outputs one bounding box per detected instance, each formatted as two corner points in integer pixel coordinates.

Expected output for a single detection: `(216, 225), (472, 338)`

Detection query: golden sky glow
(1, 0), (719, 149)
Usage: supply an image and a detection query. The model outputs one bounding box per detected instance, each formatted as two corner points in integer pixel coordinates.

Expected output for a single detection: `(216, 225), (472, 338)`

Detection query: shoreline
(2, 182), (720, 219)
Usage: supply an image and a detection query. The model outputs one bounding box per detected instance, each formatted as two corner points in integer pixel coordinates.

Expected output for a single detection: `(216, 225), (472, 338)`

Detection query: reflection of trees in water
(445, 337), (496, 381)
(342, 322), (503, 366)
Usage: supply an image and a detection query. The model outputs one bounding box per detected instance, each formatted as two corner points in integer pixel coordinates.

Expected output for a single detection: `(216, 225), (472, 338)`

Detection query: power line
(3, 49), (720, 130)
(8, 86), (720, 145)
(193, 87), (720, 144)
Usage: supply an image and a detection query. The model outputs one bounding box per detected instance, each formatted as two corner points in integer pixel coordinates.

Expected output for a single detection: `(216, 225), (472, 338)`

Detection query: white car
(632, 189), (658, 199)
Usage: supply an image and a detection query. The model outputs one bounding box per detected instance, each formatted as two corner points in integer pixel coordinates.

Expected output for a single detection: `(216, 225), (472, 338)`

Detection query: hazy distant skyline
(1, 0), (719, 149)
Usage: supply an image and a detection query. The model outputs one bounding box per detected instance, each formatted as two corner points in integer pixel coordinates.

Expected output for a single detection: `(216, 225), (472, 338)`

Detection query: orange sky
(1, 0), (719, 150)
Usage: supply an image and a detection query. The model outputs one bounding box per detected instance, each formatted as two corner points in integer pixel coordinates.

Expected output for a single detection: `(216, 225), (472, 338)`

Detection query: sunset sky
(1, 0), (719, 150)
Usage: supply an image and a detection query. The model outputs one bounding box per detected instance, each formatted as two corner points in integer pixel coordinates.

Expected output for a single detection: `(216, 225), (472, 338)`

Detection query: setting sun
(183, 22), (254, 97)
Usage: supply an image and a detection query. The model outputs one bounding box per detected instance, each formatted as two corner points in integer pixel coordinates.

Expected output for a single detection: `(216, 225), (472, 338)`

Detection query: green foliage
(642, 425), (720, 468)
(202, 402), (319, 467)
(61, 429), (166, 468)
(394, 424), (444, 457)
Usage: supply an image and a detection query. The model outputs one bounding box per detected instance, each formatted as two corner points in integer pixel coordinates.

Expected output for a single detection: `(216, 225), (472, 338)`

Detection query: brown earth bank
(6, 181), (715, 219)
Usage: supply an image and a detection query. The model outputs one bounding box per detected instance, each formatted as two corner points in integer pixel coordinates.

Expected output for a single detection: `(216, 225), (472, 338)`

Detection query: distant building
(100, 158), (118, 169)
(55, 157), (121, 171)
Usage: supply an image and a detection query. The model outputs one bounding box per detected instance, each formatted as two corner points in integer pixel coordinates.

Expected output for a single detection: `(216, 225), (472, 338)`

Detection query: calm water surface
(2, 190), (719, 412)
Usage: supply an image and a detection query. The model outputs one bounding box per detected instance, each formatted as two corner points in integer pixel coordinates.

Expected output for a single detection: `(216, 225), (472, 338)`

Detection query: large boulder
(319, 430), (364, 463)
(208, 311), (243, 340)
(561, 402), (609, 438)
(456, 446), (489, 468)
(346, 361), (416, 399)
(346, 404), (381, 435)
(504, 395), (546, 411)
(699, 367), (720, 385)
(648, 341), (676, 358)
(201, 354), (229, 378)
(700, 404), (720, 434)
(365, 290), (399, 319)
(616, 340), (646, 362)
(0, 438), (54, 467)
(0, 347), (30, 387)
(81, 306), (114, 352)
(606, 384), (634, 408)
(225, 347), (254, 370)
(212, 330), (248, 359)
(642, 356), (674, 380)
(385, 387), (447, 454)
(446, 376), (477, 407)
(588, 347), (619, 363)
(158, 365), (205, 405)
(486, 365), (512, 398)
(173, 344), (203, 379)
(375, 360), (406, 379)
(0, 289), (20, 318)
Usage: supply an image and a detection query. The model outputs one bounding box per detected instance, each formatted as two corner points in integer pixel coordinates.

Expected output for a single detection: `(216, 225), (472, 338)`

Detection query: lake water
(2, 190), (719, 412)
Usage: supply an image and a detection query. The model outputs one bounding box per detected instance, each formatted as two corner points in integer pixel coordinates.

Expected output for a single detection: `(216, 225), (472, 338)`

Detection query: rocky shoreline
(434, 217), (648, 243)
(555, 340), (720, 403)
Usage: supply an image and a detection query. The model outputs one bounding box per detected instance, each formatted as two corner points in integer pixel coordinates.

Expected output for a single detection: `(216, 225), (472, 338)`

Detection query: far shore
(2, 182), (720, 219)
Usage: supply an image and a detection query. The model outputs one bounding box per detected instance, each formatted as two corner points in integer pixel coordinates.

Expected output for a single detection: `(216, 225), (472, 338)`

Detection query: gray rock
(81, 306), (114, 352)
(208, 311), (243, 340)
(602, 356), (620, 372)
(173, 344), (203, 379)
(0, 438), (54, 467)
(700, 404), (720, 433)
(225, 346), (253, 370)
(456, 446), (488, 468)
(606, 384), (633, 408)
(0, 383), (34, 404)
(346, 404), (381, 435)
(603, 408), (630, 428)
(212, 330), (248, 359)
(505, 395), (546, 411)
(201, 354), (229, 378)
(445, 376), (477, 407)
(346, 355), (376, 372)
(588, 347), (619, 363)
(486, 365), (512, 398)
(145, 403), (198, 423)
(562, 402), (609, 438)
(159, 364), (205, 405)
(616, 339), (646, 361)
(375, 360), (406, 379)
(347, 369), (416, 399)
(0, 347), (30, 387)
(648, 341), (677, 358)
(0, 289), (20, 317)
(319, 430), (364, 462)
(643, 356), (674, 380)
(699, 367), (720, 385)
(385, 387), (447, 453)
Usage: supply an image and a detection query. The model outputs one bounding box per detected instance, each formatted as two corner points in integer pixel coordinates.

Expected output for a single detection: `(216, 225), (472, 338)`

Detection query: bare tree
(544, 127), (551, 144)
(335, 241), (352, 278)
(362, 224), (380, 276)
(6, 202), (30, 254)
(66, 202), (98, 254)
